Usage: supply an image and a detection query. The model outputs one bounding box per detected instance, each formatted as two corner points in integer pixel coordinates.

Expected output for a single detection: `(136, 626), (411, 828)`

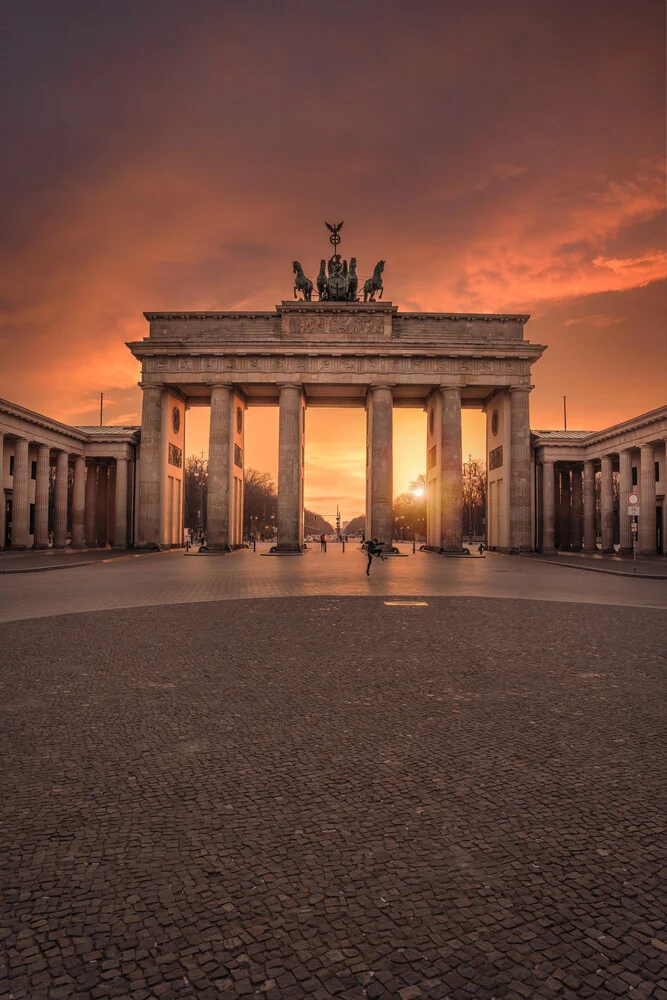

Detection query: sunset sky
(1, 0), (665, 519)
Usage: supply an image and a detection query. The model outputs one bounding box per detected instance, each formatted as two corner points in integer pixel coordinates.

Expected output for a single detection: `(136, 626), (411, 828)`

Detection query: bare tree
(243, 468), (277, 536)
(462, 456), (486, 540)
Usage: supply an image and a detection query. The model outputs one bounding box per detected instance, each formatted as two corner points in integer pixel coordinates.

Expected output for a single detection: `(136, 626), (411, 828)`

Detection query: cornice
(0, 397), (88, 442)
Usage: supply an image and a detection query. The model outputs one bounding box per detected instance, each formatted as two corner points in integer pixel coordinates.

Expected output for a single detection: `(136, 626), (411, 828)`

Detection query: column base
(423, 545), (471, 556)
(53, 543), (67, 550)
(618, 546), (633, 556)
(32, 543), (49, 550)
(207, 543), (232, 553)
(266, 544), (304, 555)
(602, 546), (615, 554)
(134, 543), (163, 551)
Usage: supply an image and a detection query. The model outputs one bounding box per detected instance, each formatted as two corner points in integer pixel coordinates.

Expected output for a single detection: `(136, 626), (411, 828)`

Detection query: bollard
(342, 538), (345, 553)
(253, 538), (256, 552)
(412, 539), (416, 554)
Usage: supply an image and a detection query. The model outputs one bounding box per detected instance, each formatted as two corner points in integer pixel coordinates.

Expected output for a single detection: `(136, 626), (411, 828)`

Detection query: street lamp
(193, 453), (208, 537)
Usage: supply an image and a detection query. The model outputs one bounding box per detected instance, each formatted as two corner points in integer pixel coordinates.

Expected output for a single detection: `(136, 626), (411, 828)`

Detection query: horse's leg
(294, 285), (298, 300)
(379, 287), (383, 300)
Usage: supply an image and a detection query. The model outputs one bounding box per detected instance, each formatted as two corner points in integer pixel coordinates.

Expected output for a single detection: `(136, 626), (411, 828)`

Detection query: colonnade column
(277, 383), (305, 552)
(12, 438), (30, 549)
(71, 455), (86, 548)
(33, 444), (51, 549)
(618, 449), (633, 554)
(509, 386), (532, 552)
(53, 450), (69, 548)
(600, 455), (614, 552)
(107, 465), (116, 547)
(571, 466), (583, 549)
(113, 458), (129, 549)
(559, 470), (571, 549)
(85, 463), (97, 546)
(439, 386), (462, 552)
(96, 465), (108, 547)
(583, 460), (596, 551)
(366, 384), (394, 548)
(639, 444), (656, 555)
(0, 433), (4, 549)
(137, 384), (164, 548)
(541, 460), (555, 551)
(208, 384), (233, 550)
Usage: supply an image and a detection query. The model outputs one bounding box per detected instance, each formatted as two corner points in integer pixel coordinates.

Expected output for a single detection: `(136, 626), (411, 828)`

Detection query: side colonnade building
(0, 398), (138, 550)
(533, 406), (667, 556)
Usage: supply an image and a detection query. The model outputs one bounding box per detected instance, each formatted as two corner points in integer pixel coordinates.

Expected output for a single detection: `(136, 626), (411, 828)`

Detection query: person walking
(365, 537), (384, 575)
(320, 532), (327, 552)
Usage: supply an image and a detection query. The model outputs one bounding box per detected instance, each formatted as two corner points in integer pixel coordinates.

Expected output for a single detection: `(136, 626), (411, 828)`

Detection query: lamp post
(193, 453), (208, 538)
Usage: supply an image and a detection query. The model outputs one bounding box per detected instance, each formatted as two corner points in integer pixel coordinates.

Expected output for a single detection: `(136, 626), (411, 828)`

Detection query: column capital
(438, 384), (464, 394)
(138, 381), (165, 392)
(508, 384), (534, 394)
(368, 382), (395, 392)
(276, 381), (304, 391)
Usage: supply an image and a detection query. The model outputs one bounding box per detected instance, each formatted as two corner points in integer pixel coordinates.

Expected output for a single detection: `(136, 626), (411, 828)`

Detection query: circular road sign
(627, 492), (640, 506)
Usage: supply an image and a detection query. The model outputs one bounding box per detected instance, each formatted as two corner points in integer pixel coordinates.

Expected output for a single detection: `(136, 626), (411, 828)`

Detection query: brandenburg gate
(127, 227), (546, 553)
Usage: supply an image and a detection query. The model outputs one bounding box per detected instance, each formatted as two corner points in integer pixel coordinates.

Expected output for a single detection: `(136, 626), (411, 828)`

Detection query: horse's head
(377, 260), (385, 273)
(319, 259), (326, 271)
(349, 257), (357, 269)
(292, 260), (300, 273)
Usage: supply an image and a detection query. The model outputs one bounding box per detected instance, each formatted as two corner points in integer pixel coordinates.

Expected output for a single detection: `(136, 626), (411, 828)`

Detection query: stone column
(0, 433), (4, 550)
(137, 384), (164, 548)
(96, 465), (108, 547)
(541, 460), (555, 551)
(53, 450), (69, 548)
(509, 387), (532, 552)
(12, 438), (30, 549)
(600, 455), (614, 553)
(439, 386), (463, 551)
(113, 457), (129, 549)
(33, 444), (51, 549)
(70, 455), (86, 548)
(208, 384), (233, 550)
(639, 444), (656, 555)
(619, 449), (633, 554)
(106, 464), (116, 547)
(583, 460), (596, 551)
(571, 466), (583, 549)
(85, 463), (97, 546)
(559, 469), (571, 549)
(366, 384), (394, 548)
(277, 383), (305, 551)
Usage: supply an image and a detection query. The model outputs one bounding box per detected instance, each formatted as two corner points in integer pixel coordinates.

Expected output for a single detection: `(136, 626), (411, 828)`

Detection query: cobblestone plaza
(1, 549), (666, 1000)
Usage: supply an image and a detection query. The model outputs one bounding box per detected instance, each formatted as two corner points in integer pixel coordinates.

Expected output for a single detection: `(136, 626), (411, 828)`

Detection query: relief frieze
(146, 352), (527, 379)
(289, 313), (384, 339)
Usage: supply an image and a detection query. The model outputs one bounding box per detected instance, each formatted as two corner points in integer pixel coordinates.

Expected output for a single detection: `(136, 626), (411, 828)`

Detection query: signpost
(627, 492), (639, 571)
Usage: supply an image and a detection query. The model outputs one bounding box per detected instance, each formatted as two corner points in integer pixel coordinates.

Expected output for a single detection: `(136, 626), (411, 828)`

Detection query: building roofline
(0, 396), (89, 442)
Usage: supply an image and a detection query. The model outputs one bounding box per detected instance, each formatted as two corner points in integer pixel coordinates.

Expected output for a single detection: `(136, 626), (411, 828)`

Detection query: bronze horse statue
(316, 259), (328, 300)
(292, 261), (313, 301)
(347, 257), (358, 301)
(363, 260), (384, 302)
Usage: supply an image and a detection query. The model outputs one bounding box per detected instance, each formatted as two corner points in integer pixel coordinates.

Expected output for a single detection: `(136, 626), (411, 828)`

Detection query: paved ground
(527, 553), (667, 580)
(0, 545), (666, 624)
(0, 548), (145, 574)
(1, 552), (666, 1000)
